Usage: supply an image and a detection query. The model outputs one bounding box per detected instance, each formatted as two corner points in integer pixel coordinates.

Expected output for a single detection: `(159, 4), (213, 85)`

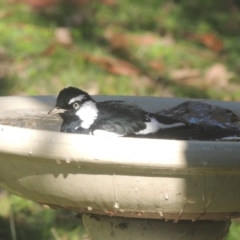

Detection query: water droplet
(66, 157), (71, 163)
(55, 159), (61, 164)
(165, 194), (169, 201)
(87, 206), (92, 211)
(114, 202), (120, 209)
(28, 150), (32, 156)
(104, 210), (115, 216)
(202, 161), (208, 166)
(33, 141), (38, 147)
(119, 209), (125, 213)
(157, 209), (164, 218)
(137, 212), (143, 217)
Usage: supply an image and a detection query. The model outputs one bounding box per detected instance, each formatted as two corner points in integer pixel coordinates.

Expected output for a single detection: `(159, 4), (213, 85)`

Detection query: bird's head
(48, 86), (94, 119)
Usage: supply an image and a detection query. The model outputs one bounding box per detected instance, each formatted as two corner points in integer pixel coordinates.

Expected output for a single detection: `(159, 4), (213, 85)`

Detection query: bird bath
(0, 95), (239, 239)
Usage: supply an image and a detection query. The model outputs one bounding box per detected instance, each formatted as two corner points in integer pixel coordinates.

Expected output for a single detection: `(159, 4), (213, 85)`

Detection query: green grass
(228, 220), (240, 240)
(0, 190), (87, 240)
(0, 0), (240, 98)
(1, 0), (240, 239)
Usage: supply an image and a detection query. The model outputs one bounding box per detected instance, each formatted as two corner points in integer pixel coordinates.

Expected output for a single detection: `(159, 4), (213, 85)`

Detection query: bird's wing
(154, 101), (240, 140)
(90, 119), (146, 136)
(93, 101), (190, 136)
(94, 101), (149, 135)
(157, 101), (240, 128)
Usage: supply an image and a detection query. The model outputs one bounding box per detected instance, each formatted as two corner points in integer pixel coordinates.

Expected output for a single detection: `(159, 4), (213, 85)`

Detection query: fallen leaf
(105, 29), (172, 50)
(40, 44), (56, 56)
(169, 68), (202, 87)
(19, 0), (57, 8)
(100, 0), (116, 6)
(128, 33), (160, 46)
(55, 27), (73, 46)
(170, 68), (200, 81)
(104, 29), (129, 49)
(82, 52), (141, 77)
(148, 60), (165, 72)
(204, 63), (233, 88)
(169, 64), (234, 89)
(199, 34), (223, 52)
(189, 33), (223, 52)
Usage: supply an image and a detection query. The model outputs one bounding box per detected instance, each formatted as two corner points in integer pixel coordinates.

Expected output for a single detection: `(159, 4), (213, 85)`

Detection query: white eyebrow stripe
(68, 95), (85, 104)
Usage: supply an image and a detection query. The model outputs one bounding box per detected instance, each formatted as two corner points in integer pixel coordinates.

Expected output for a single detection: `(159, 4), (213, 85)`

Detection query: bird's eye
(73, 102), (80, 109)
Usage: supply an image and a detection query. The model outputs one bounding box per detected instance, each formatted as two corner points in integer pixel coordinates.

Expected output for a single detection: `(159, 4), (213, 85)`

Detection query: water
(0, 109), (62, 132)
(157, 209), (164, 218)
(65, 158), (71, 164)
(165, 194), (169, 201)
(87, 206), (93, 211)
(114, 202), (120, 209)
(202, 161), (208, 166)
(55, 159), (62, 164)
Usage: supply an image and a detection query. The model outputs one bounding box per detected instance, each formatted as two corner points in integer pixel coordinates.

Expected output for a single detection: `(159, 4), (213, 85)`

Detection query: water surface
(0, 109), (61, 131)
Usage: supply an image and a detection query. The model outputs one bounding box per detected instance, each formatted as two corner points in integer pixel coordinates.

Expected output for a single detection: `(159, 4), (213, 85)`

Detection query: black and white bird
(49, 87), (240, 141)
(48, 86), (186, 137)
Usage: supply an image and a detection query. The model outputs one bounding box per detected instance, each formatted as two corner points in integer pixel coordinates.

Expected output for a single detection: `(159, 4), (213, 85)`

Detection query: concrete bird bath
(0, 95), (239, 239)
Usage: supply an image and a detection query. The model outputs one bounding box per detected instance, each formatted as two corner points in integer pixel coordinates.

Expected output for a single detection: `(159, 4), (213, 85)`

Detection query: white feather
(68, 95), (85, 104)
(75, 101), (99, 129)
(92, 130), (123, 137)
(136, 117), (185, 135)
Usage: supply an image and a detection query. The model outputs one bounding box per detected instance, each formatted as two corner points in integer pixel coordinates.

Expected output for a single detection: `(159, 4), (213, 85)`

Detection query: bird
(48, 87), (240, 141)
(155, 101), (240, 140)
(48, 86), (187, 137)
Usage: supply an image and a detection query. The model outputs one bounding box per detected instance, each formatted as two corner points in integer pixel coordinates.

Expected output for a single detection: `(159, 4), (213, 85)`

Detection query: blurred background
(1, 0), (240, 239)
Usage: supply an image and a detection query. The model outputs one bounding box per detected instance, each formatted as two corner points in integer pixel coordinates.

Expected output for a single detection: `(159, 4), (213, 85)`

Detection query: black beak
(48, 107), (67, 115)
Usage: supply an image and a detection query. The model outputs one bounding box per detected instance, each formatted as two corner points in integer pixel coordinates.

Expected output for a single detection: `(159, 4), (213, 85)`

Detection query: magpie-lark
(49, 87), (240, 140)
(48, 86), (186, 137)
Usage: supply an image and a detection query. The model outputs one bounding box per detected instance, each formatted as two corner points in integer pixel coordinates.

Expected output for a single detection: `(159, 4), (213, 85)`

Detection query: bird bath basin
(0, 95), (239, 239)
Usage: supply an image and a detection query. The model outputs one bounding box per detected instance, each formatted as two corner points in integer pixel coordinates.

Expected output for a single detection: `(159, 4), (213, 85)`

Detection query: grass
(1, 0), (240, 98)
(1, 0), (240, 239)
(0, 191), (87, 240)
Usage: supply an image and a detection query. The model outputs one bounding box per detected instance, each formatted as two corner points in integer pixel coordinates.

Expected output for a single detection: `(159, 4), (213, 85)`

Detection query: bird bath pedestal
(0, 95), (239, 239)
